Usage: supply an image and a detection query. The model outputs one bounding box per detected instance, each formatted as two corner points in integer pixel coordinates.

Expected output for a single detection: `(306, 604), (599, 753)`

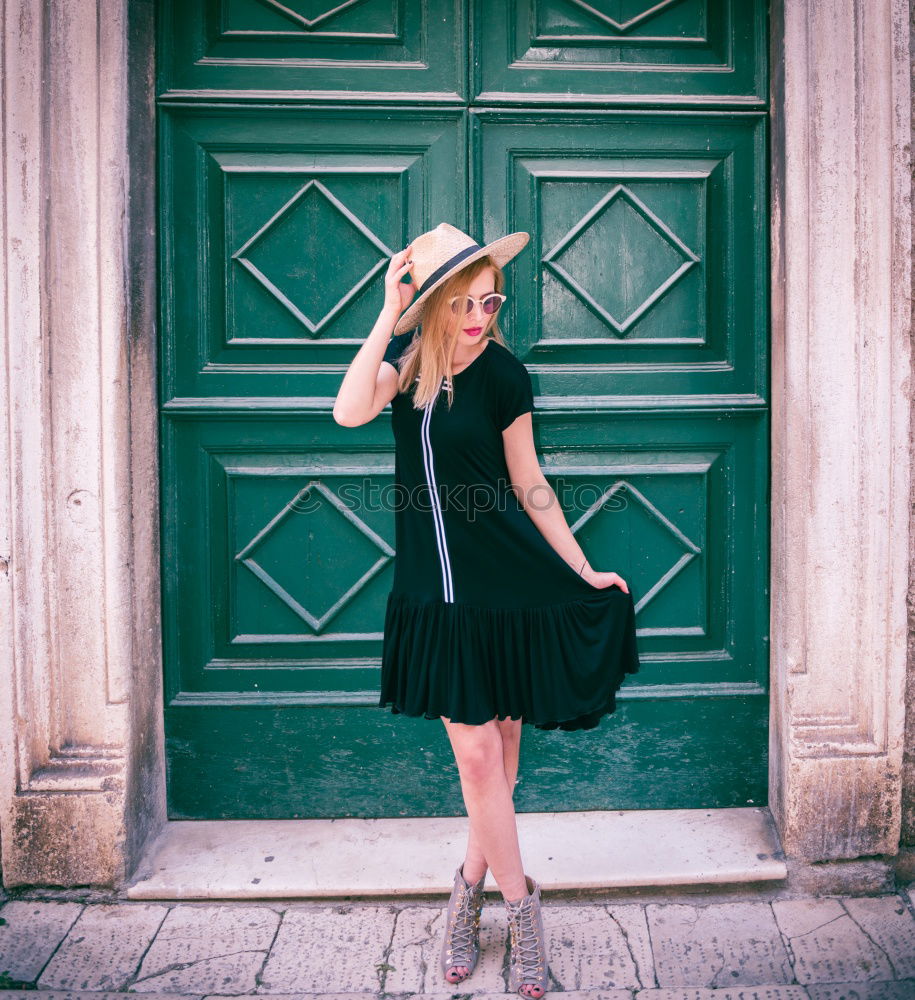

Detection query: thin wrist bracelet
(578, 558), (587, 576)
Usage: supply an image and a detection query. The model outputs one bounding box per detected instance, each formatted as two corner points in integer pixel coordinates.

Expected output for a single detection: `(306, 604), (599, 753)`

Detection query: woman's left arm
(502, 414), (629, 594)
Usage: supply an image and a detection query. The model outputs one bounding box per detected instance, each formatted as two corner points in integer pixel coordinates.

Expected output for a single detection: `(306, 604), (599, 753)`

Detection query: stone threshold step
(126, 807), (786, 900)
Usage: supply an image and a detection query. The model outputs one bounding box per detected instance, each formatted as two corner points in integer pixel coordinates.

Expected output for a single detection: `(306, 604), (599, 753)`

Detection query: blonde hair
(393, 255), (509, 410)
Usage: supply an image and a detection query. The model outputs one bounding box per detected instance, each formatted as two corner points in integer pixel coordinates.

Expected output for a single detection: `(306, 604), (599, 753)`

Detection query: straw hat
(393, 222), (530, 335)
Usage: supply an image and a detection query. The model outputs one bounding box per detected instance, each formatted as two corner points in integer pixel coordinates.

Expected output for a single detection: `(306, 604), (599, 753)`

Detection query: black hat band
(418, 243), (483, 295)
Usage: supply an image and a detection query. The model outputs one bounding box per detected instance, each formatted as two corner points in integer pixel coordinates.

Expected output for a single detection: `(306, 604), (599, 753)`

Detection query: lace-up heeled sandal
(440, 862), (487, 984)
(504, 874), (549, 998)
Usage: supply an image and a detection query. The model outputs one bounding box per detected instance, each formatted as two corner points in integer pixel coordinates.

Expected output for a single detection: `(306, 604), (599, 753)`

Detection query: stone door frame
(0, 0), (910, 886)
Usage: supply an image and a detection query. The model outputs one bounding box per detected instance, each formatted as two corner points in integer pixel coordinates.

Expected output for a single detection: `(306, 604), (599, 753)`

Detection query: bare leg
(461, 716), (522, 885)
(441, 715), (539, 992)
(494, 718), (545, 998)
(440, 715), (527, 902)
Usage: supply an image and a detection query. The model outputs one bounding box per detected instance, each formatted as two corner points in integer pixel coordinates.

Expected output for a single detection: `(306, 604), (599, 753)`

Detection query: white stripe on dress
(419, 381), (454, 603)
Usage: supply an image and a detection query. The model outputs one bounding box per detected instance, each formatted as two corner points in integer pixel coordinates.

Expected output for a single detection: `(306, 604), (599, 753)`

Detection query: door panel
(161, 417), (396, 705)
(167, 699), (767, 819)
(537, 412), (769, 694)
(160, 107), (467, 399)
(159, 0), (466, 100)
(473, 0), (767, 105)
(474, 111), (768, 397)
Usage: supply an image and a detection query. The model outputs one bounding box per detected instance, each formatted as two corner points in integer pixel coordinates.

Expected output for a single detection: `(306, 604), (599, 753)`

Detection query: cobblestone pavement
(1, 891), (914, 999)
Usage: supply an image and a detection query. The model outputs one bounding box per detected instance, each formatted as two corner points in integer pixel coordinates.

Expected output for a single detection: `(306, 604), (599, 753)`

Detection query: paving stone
(771, 899), (895, 985)
(257, 905), (397, 993)
(388, 995), (519, 1000)
(647, 903), (793, 989)
(36, 904), (169, 991)
(0, 900), (82, 983)
(543, 992), (635, 999)
(376, 905), (430, 995)
(210, 995), (388, 1000)
(546, 904), (651, 991)
(1, 994), (200, 1000)
(382, 904), (505, 994)
(609, 904), (657, 990)
(841, 896), (915, 979)
(806, 984), (915, 1000)
(130, 903), (279, 993)
(635, 989), (811, 999)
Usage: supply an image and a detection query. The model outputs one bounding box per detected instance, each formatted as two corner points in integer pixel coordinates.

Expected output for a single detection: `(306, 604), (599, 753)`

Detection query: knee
(455, 731), (505, 785)
(499, 720), (521, 748)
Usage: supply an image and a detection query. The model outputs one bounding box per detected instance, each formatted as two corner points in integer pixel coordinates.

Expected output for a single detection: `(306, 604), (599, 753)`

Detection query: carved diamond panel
(160, 0), (462, 97)
(543, 184), (700, 335)
(567, 478), (701, 617)
(235, 479), (394, 633)
(475, 112), (766, 398)
(557, 0), (692, 35)
(232, 180), (393, 336)
(161, 419), (403, 691)
(211, 442), (399, 651)
(533, 172), (708, 349)
(475, 0), (765, 103)
(254, 0), (375, 32)
(531, 411), (766, 688)
(159, 106), (465, 398)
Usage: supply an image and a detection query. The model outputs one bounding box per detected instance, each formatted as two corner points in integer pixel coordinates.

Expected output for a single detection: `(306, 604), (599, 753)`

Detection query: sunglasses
(448, 293), (507, 317)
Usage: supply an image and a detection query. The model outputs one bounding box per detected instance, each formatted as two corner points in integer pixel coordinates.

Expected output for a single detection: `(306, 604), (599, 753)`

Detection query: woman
(333, 222), (641, 999)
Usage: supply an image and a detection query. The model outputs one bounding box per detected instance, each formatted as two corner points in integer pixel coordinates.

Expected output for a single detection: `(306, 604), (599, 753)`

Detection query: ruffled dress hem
(378, 588), (640, 733)
(377, 693), (626, 733)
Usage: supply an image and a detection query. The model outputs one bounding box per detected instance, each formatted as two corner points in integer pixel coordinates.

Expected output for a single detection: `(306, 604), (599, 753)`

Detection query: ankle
(502, 873), (531, 904)
(461, 862), (487, 885)
(503, 887), (528, 904)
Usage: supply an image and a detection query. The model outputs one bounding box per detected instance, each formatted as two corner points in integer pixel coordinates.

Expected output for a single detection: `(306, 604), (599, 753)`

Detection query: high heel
(504, 874), (549, 998)
(439, 862), (486, 984)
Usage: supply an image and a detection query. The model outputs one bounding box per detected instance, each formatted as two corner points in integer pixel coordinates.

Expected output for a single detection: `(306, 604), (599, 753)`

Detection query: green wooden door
(158, 1), (770, 819)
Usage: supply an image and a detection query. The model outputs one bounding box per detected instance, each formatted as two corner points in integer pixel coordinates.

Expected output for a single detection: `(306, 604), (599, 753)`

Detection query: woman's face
(454, 267), (498, 349)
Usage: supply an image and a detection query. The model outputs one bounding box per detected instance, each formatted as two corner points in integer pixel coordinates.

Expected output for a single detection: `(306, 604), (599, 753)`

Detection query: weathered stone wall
(768, 0), (912, 863)
(0, 0), (165, 888)
(903, 0), (915, 852)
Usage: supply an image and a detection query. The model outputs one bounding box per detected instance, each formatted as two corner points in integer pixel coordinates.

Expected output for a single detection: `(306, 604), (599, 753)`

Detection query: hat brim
(392, 231), (530, 336)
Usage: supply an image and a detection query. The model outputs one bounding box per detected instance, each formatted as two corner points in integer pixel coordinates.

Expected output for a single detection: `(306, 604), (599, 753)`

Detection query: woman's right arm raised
(332, 246), (415, 427)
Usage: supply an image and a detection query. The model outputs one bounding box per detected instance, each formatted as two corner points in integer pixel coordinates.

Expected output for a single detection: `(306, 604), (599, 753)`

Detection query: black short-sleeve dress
(378, 331), (641, 732)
